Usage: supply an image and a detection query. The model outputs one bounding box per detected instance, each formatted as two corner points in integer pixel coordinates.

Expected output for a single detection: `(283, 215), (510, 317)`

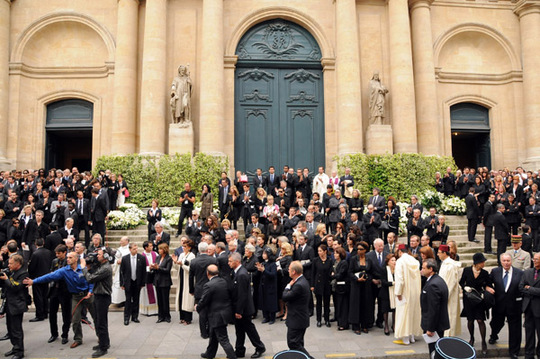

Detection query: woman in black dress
(276, 242), (293, 320)
(380, 253), (397, 335)
(383, 197), (400, 242)
(347, 189), (364, 218)
(331, 247), (349, 331)
(348, 241), (374, 334)
(146, 199), (162, 240)
(473, 175), (486, 212)
(266, 215), (283, 241)
(460, 252), (493, 355)
(311, 244), (333, 328)
(230, 185), (242, 230)
(256, 248), (278, 324)
(504, 193), (521, 236)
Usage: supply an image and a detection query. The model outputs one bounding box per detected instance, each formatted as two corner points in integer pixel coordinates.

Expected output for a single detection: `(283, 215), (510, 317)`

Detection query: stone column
(388, 0), (418, 153)
(335, 0), (363, 155)
(139, 0), (167, 155)
(515, 0), (540, 167)
(111, 0), (139, 155)
(409, 0), (440, 155)
(198, 0), (224, 155)
(0, 0), (11, 168)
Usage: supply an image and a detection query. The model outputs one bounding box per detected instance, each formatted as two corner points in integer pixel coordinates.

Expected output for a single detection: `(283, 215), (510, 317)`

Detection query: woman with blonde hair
(277, 242), (293, 320)
(313, 223), (327, 249)
(262, 195), (280, 224)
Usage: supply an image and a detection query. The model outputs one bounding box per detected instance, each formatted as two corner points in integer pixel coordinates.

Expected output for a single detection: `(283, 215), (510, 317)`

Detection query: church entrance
(450, 103), (491, 169)
(234, 19), (325, 176)
(45, 99), (93, 170)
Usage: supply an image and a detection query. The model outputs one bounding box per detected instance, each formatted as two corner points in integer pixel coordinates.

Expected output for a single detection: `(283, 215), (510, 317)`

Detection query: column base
(523, 156), (540, 170)
(366, 124), (394, 155)
(169, 122), (194, 155)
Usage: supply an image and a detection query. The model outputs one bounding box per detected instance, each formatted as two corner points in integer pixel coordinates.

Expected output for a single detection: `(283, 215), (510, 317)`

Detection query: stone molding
(9, 62), (114, 78)
(435, 69), (523, 84)
(514, 0), (540, 16)
(408, 0), (434, 10)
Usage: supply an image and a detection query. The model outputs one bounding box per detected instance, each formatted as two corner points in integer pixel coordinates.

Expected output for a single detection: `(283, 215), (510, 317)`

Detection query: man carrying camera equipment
(23, 252), (96, 350)
(81, 247), (113, 358)
(0, 254), (28, 359)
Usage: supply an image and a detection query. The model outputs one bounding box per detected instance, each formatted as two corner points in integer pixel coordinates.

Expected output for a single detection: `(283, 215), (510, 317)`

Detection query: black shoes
(132, 318), (140, 323)
(92, 345), (110, 351)
(124, 319), (129, 326)
(200, 353), (209, 358)
(47, 336), (57, 343)
(325, 321), (331, 328)
(488, 338), (496, 344)
(4, 350), (15, 357)
(376, 322), (384, 329)
(156, 318), (164, 323)
(251, 348), (266, 358)
(261, 318), (269, 324)
(61, 337), (69, 345)
(92, 349), (107, 358)
(0, 334), (9, 341)
(29, 317), (45, 323)
(316, 321), (322, 327)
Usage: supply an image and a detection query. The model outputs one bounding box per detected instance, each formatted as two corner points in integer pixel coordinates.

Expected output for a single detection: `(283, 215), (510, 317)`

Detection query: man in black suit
(442, 167), (455, 197)
(228, 253), (266, 358)
(185, 210), (203, 245)
(407, 208), (425, 244)
(120, 243), (146, 325)
(519, 252), (540, 359)
(420, 258), (450, 355)
(525, 196), (540, 251)
(0, 254), (29, 359)
(466, 187), (480, 242)
(483, 193), (497, 254)
(175, 183), (196, 237)
(368, 188), (385, 217)
(488, 253), (523, 359)
(47, 244), (71, 345)
(21, 210), (50, 251)
(493, 204), (510, 265)
(294, 233), (315, 316)
(218, 179), (230, 221)
(150, 222), (170, 253)
(252, 168), (265, 190)
(264, 166), (280, 196)
(367, 238), (389, 328)
(245, 214), (265, 239)
(90, 187), (107, 239)
(27, 238), (53, 322)
(196, 264), (237, 359)
(189, 242), (218, 339)
(363, 204), (381, 246)
(74, 190), (90, 247)
(282, 260), (312, 359)
(216, 242), (231, 282)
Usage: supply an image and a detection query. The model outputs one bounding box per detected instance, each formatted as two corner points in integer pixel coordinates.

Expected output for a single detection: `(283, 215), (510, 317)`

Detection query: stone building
(0, 0), (538, 174)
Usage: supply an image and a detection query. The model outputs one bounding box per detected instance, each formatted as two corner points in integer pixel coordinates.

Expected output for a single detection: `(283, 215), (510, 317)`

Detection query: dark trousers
(156, 286), (171, 320)
(49, 293), (71, 339)
(71, 292), (96, 344)
(234, 315), (265, 355)
(124, 281), (141, 321)
(93, 294), (111, 350)
(524, 307), (540, 358)
(315, 292), (330, 322)
(180, 310), (193, 322)
(372, 285), (384, 326)
(287, 327), (311, 358)
(333, 292), (349, 328)
(92, 220), (106, 240)
(206, 325), (237, 359)
(490, 309), (522, 357)
(484, 226), (493, 252)
(197, 302), (209, 337)
(33, 282), (49, 319)
(427, 330), (444, 355)
(533, 228), (540, 252)
(496, 239), (507, 266)
(7, 312), (23, 356)
(467, 218), (478, 241)
(176, 208), (192, 235)
(78, 221), (91, 248)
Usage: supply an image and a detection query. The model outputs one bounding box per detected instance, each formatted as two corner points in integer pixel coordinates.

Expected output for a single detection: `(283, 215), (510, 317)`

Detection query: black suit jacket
(150, 231), (171, 252)
(28, 247), (53, 278)
(466, 194), (480, 219)
(253, 175), (265, 190)
(525, 204), (540, 229)
(75, 198), (90, 222)
(421, 274), (450, 333)
(294, 244), (315, 279)
(490, 266), (523, 316)
(120, 253), (147, 290)
(264, 174), (280, 195)
(0, 266), (29, 315)
(44, 231), (63, 251)
(493, 211), (509, 241)
(520, 267), (540, 317)
(366, 250), (389, 280)
(21, 220), (50, 246)
(91, 194), (108, 222)
(153, 254), (172, 288)
(483, 201), (496, 226)
(282, 275), (310, 329)
(197, 276), (233, 328)
(189, 253), (218, 300)
(217, 252), (232, 280)
(58, 227), (79, 242)
(232, 265), (255, 316)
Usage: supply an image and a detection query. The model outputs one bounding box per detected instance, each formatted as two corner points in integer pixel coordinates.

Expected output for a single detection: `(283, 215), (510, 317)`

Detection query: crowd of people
(1, 164), (540, 359)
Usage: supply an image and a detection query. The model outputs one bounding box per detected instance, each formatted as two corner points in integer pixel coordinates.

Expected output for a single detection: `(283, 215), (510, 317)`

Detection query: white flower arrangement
(107, 205), (146, 230)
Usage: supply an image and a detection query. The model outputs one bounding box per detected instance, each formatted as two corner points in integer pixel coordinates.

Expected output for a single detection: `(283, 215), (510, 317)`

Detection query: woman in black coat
(151, 243), (173, 323)
(276, 242), (293, 320)
(504, 193), (521, 236)
(379, 253), (396, 335)
(383, 197), (400, 242)
(331, 247), (349, 331)
(146, 199), (162, 240)
(348, 241), (374, 334)
(266, 215), (283, 241)
(311, 244), (333, 327)
(256, 248), (278, 324)
(347, 189), (364, 218)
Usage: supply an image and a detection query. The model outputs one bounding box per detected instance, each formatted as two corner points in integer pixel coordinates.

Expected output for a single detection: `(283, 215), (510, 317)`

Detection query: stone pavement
(0, 311), (520, 359)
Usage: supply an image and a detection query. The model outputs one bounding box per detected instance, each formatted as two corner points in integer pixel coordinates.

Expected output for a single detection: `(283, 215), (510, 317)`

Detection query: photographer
(81, 247), (113, 358)
(23, 252), (95, 350)
(0, 254), (29, 359)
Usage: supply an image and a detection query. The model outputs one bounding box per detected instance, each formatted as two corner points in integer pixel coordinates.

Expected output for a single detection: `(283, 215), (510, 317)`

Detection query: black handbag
(379, 221), (390, 231)
(464, 287), (483, 305)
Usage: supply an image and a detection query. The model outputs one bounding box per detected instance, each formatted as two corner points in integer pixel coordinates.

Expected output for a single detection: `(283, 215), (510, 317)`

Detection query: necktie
(78, 199), (83, 214)
(378, 253), (382, 266)
(131, 256), (137, 281)
(503, 270), (509, 290)
(535, 269), (538, 281)
(271, 174), (274, 182)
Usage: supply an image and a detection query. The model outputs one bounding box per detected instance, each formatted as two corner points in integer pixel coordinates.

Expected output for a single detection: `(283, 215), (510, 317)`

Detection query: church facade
(0, 0), (538, 173)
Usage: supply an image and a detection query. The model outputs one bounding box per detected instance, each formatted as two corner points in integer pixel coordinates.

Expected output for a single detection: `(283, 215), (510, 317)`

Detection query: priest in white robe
(438, 244), (462, 336)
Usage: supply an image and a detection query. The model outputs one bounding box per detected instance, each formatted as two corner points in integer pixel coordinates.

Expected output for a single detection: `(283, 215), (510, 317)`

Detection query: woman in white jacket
(172, 237), (196, 324)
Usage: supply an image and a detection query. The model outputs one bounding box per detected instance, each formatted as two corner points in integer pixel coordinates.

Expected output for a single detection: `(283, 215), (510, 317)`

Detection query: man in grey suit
(519, 252), (540, 359)
(366, 238), (389, 328)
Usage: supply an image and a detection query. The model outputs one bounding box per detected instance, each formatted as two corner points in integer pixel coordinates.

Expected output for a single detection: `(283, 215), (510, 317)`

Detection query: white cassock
(394, 253), (422, 339)
(111, 244), (130, 304)
(312, 173), (329, 198)
(439, 256), (462, 336)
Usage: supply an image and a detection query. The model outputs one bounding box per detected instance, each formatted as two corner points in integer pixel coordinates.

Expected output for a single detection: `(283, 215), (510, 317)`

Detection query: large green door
(234, 20), (324, 175)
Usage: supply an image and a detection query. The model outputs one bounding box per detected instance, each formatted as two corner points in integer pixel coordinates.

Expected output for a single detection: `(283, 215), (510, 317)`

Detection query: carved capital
(514, 0), (540, 17)
(408, 0), (434, 10)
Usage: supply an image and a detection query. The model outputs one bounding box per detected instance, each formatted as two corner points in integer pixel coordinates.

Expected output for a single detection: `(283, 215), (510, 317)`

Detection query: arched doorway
(450, 103), (491, 169)
(45, 99), (93, 170)
(234, 19), (325, 176)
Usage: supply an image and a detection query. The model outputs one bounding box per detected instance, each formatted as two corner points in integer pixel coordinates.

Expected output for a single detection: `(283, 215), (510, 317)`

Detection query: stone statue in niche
(170, 64), (192, 126)
(368, 71), (388, 125)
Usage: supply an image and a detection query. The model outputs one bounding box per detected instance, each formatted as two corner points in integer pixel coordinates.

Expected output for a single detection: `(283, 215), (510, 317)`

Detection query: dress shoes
(376, 322), (384, 329)
(10, 355), (24, 359)
(29, 317), (44, 323)
(4, 350), (14, 357)
(124, 319), (130, 326)
(47, 336), (57, 343)
(132, 318), (140, 323)
(0, 334), (9, 341)
(92, 349), (108, 358)
(235, 350), (245, 358)
(316, 321), (322, 327)
(92, 345), (110, 351)
(268, 320), (275, 325)
(200, 353), (209, 358)
(61, 338), (69, 345)
(488, 338), (496, 344)
(156, 318), (164, 323)
(251, 348), (265, 358)
(165, 318), (171, 323)
(70, 341), (82, 348)
(325, 321), (331, 328)
(261, 318), (269, 324)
